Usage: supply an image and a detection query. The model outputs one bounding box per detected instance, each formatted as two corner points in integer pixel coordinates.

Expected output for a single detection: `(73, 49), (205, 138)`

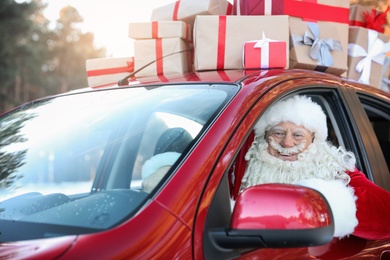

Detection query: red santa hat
(254, 95), (328, 142)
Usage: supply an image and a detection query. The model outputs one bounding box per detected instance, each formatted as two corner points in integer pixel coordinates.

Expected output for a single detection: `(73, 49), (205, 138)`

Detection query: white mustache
(268, 137), (307, 156)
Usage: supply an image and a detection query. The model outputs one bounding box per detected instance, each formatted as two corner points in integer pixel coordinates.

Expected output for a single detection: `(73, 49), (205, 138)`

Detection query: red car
(0, 69), (389, 259)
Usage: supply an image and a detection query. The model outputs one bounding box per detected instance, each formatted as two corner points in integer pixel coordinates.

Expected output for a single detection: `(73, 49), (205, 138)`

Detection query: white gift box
(151, 0), (232, 26)
(86, 57), (134, 88)
(134, 38), (193, 78)
(129, 21), (192, 41)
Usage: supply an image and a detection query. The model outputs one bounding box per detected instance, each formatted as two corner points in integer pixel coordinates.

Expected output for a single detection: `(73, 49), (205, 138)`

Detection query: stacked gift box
(348, 4), (390, 89)
(86, 57), (134, 88)
(128, 21), (193, 79)
(85, 0), (232, 86)
(85, 0), (390, 92)
(231, 0), (350, 75)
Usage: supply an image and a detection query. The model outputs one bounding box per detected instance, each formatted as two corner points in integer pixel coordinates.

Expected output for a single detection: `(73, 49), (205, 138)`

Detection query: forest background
(0, 0), (388, 113)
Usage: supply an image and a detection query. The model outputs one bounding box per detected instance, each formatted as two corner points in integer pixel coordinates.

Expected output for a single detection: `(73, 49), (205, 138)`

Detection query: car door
(339, 86), (390, 190)
(199, 78), (390, 259)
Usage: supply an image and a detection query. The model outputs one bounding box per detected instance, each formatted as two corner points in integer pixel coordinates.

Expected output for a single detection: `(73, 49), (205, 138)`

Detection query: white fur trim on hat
(142, 152), (181, 180)
(254, 95), (328, 142)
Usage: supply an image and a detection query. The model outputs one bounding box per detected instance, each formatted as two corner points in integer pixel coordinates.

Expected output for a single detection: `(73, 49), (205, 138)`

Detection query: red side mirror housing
(208, 184), (334, 249)
(231, 183), (332, 230)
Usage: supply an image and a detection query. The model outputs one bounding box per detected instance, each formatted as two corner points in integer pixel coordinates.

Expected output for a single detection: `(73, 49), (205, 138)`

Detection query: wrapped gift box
(134, 38), (193, 78)
(289, 17), (348, 76)
(243, 35), (286, 69)
(150, 0), (232, 26)
(195, 70), (247, 81)
(195, 69), (282, 82)
(380, 56), (390, 93)
(129, 21), (192, 41)
(347, 26), (390, 88)
(232, 0), (349, 24)
(86, 57), (134, 88)
(349, 5), (387, 33)
(194, 15), (289, 71)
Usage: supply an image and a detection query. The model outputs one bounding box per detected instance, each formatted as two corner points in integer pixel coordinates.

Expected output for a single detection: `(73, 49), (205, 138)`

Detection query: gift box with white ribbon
(243, 33), (286, 69)
(347, 26), (390, 88)
(86, 57), (134, 88)
(194, 15), (289, 71)
(289, 17), (348, 76)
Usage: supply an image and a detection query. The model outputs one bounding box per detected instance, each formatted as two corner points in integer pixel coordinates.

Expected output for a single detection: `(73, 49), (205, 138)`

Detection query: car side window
(228, 90), (359, 200)
(358, 94), (390, 171)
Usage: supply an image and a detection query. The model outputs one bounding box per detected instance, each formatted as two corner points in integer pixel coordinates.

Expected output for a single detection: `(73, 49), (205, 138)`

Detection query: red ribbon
(155, 39), (168, 81)
(362, 6), (389, 33)
(173, 0), (180, 21)
(87, 58), (134, 77)
(152, 21), (158, 38)
(226, 2), (233, 15)
(154, 40), (168, 82)
(126, 61), (134, 72)
(218, 70), (230, 81)
(185, 42), (193, 72)
(284, 0), (349, 24)
(185, 23), (190, 41)
(155, 39), (163, 76)
(217, 16), (227, 70)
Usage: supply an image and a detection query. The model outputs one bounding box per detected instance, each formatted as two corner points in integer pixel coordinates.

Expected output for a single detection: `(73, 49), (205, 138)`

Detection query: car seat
(154, 127), (193, 155)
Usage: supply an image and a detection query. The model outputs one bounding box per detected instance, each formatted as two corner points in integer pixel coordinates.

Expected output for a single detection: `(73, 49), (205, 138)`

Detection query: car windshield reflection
(0, 84), (237, 242)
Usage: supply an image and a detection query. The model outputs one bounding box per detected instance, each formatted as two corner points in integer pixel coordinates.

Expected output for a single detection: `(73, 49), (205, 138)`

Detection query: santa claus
(241, 95), (390, 240)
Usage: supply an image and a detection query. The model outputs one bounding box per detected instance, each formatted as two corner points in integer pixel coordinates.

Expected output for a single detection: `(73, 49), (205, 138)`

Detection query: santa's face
(266, 122), (313, 161)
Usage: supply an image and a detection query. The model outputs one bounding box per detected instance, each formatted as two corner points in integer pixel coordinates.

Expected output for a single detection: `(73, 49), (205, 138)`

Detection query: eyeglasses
(267, 128), (313, 142)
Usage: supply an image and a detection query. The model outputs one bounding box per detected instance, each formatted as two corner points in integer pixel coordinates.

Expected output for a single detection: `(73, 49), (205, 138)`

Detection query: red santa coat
(348, 169), (390, 240)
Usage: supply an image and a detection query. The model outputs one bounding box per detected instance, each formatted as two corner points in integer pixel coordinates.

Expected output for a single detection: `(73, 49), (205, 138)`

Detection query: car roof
(23, 69), (390, 104)
(84, 69), (388, 98)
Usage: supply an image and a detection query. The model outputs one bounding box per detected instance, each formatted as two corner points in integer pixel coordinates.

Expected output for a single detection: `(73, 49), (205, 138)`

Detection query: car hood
(0, 236), (76, 259)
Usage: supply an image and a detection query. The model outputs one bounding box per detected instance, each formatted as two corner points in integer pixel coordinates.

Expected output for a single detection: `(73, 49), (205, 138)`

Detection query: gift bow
(252, 32), (283, 68)
(348, 29), (390, 84)
(292, 22), (342, 66)
(363, 6), (389, 33)
(253, 32), (279, 48)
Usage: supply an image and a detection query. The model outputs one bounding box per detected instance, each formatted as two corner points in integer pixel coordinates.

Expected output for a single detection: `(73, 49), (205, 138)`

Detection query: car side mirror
(208, 183), (334, 249)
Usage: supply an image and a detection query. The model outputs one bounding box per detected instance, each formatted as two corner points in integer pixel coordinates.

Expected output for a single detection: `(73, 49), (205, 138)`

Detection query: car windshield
(0, 83), (237, 242)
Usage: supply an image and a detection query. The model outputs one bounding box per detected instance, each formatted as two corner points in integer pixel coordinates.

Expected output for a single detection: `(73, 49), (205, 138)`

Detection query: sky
(42, 0), (176, 57)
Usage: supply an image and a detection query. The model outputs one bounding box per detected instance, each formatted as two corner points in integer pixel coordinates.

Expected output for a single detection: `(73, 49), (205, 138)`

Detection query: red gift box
(243, 35), (286, 69)
(233, 0), (349, 24)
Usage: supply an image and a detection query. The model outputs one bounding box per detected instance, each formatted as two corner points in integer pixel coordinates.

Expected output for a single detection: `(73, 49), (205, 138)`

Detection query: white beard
(241, 138), (355, 189)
